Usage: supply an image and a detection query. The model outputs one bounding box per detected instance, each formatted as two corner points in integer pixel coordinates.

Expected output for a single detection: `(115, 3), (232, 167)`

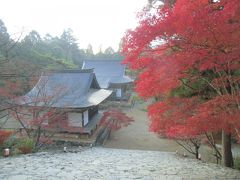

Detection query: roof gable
(82, 60), (132, 88)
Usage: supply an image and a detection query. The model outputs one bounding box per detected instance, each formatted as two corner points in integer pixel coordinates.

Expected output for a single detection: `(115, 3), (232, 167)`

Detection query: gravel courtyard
(0, 147), (240, 180)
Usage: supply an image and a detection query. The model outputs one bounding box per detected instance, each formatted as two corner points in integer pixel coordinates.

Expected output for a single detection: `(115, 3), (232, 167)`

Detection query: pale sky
(0, 0), (147, 53)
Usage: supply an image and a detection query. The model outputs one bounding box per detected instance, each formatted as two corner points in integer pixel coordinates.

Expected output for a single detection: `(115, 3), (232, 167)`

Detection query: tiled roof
(82, 60), (133, 88)
(19, 69), (112, 108)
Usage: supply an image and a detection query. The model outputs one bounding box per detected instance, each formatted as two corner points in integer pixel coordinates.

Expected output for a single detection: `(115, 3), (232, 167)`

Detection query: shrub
(10, 148), (21, 156)
(3, 135), (18, 149)
(234, 157), (240, 170)
(16, 138), (34, 154)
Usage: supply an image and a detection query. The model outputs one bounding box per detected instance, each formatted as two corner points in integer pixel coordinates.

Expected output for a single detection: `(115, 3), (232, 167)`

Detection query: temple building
(82, 60), (133, 100)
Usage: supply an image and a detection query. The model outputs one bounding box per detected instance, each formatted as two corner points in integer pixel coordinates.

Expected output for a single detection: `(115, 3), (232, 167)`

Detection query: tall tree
(104, 47), (115, 55)
(122, 0), (240, 167)
(22, 30), (42, 47)
(0, 20), (10, 60)
(60, 28), (78, 61)
(85, 44), (94, 58)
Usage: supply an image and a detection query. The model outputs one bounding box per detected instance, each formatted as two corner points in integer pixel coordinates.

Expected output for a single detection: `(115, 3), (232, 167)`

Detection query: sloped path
(0, 147), (239, 180)
(104, 105), (179, 152)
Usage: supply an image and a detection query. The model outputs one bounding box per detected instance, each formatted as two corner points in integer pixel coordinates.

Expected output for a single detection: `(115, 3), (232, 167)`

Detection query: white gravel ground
(0, 147), (239, 180)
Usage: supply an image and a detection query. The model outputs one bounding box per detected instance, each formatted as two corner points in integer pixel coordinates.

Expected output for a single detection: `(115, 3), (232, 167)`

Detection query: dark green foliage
(3, 135), (18, 149)
(170, 69), (218, 101)
(234, 156), (240, 170)
(11, 29), (80, 70)
(171, 78), (208, 98)
(0, 20), (10, 60)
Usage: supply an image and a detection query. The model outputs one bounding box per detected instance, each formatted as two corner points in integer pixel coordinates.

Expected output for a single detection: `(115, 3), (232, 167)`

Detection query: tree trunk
(195, 146), (199, 159)
(34, 126), (41, 150)
(222, 131), (234, 167)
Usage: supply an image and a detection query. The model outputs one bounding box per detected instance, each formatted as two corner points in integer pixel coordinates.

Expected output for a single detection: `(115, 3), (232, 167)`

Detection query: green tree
(0, 20), (10, 60)
(104, 47), (114, 55)
(85, 44), (94, 58)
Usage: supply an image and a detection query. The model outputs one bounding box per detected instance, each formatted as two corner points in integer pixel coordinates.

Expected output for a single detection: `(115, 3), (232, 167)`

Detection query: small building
(82, 60), (133, 100)
(1, 69), (112, 137)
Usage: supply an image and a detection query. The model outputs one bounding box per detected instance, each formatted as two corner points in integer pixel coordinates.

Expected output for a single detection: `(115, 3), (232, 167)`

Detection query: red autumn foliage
(100, 108), (134, 131)
(148, 97), (201, 137)
(8, 82), (82, 149)
(0, 130), (12, 146)
(122, 0), (240, 141)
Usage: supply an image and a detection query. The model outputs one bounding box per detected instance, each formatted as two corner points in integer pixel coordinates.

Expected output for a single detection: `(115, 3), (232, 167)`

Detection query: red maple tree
(100, 108), (134, 131)
(97, 108), (134, 145)
(9, 78), (82, 150)
(122, 0), (240, 167)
